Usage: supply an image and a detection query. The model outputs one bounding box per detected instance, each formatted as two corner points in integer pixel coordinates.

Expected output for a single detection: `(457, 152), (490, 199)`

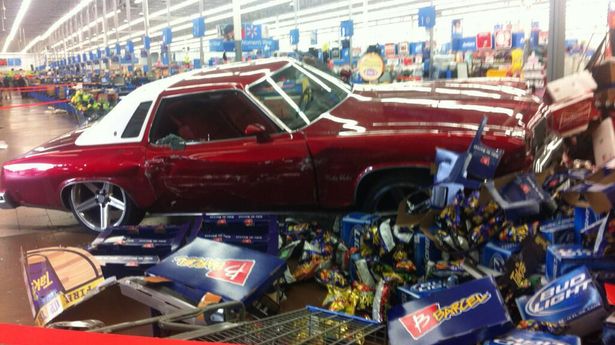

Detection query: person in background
(3, 73), (11, 100)
(16, 73), (27, 99)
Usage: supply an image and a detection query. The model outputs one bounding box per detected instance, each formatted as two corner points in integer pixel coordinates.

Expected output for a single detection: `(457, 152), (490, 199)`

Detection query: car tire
(360, 174), (430, 214)
(68, 182), (145, 232)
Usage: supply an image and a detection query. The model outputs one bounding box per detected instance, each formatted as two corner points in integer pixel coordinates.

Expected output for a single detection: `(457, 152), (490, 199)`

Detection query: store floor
(0, 95), (325, 326)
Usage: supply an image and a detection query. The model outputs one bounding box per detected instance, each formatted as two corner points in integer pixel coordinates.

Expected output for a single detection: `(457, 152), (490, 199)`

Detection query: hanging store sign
(126, 40), (134, 54)
(143, 35), (151, 50)
(340, 19), (354, 37)
(192, 17), (205, 37)
(290, 28), (300, 45)
(242, 24), (262, 40)
(105, 47), (111, 57)
(358, 52), (384, 82)
(476, 32), (492, 49)
(115, 43), (121, 56)
(418, 6), (436, 28)
(209, 38), (279, 52)
(162, 27), (173, 45)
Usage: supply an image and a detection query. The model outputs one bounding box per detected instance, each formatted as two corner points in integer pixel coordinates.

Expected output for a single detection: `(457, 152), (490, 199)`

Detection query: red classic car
(0, 58), (543, 232)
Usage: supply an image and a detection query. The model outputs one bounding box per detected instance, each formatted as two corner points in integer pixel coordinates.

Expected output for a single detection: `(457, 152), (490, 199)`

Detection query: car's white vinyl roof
(75, 70), (203, 147)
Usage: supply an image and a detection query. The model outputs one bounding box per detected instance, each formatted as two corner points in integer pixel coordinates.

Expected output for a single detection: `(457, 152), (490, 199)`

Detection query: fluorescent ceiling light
(22, 0), (94, 52)
(2, 0), (32, 52)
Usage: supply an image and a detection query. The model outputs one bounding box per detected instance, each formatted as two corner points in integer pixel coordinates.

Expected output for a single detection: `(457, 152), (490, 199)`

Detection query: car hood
(307, 79), (540, 137)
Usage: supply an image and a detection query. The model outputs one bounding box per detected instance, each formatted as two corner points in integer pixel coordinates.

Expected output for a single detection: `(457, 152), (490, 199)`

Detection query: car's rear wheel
(361, 175), (430, 214)
(68, 182), (144, 232)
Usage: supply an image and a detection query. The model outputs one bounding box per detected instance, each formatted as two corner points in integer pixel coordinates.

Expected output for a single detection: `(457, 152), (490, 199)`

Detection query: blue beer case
(483, 329), (581, 345)
(146, 238), (285, 305)
(387, 277), (512, 345)
(516, 266), (607, 336)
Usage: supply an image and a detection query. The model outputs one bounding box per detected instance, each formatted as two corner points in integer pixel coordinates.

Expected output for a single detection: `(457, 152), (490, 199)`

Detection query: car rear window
(121, 101), (152, 138)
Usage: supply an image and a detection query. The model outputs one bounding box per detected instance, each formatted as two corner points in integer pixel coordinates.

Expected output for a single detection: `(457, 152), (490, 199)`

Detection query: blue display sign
(418, 6), (436, 28)
(460, 36), (477, 51)
(96, 48), (102, 59)
(512, 32), (525, 48)
(209, 38), (279, 53)
(192, 17), (205, 37)
(89, 51), (95, 61)
(143, 35), (151, 50)
(105, 46), (111, 57)
(115, 43), (121, 55)
(243, 23), (262, 40)
(162, 27), (173, 45)
(340, 19), (354, 37)
(409, 42), (424, 55)
(193, 58), (202, 69)
(290, 28), (299, 45)
(82, 53), (87, 62)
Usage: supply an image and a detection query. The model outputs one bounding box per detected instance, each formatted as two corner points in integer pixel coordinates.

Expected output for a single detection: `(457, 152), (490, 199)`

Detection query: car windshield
(249, 63), (350, 131)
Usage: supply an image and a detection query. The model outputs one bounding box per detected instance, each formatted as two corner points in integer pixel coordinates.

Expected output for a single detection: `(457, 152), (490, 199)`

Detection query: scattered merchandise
(483, 329), (581, 345)
(387, 277), (512, 345)
(516, 266), (607, 336)
(201, 214), (279, 255)
(146, 238), (285, 305)
(22, 247), (106, 326)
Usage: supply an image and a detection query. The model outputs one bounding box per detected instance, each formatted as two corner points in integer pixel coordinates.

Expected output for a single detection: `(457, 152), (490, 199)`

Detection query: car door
(144, 89), (317, 212)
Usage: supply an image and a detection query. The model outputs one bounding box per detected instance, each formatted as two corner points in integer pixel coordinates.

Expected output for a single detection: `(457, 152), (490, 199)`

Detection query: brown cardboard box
(592, 59), (615, 89)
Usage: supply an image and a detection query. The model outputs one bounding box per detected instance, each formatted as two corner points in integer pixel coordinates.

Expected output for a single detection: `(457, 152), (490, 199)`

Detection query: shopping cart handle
(158, 301), (246, 332)
(306, 306), (382, 325)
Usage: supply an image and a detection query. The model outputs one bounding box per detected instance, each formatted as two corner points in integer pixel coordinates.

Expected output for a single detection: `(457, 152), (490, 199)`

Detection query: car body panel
(0, 58), (540, 215)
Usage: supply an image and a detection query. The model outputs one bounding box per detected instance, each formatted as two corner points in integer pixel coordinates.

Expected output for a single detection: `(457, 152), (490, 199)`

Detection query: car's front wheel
(68, 182), (144, 232)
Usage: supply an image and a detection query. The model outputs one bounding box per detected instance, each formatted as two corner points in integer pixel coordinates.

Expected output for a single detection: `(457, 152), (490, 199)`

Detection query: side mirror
(244, 123), (270, 143)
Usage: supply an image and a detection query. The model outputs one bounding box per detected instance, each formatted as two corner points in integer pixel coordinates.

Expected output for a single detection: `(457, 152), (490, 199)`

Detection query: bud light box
(397, 280), (448, 303)
(516, 266), (607, 336)
(387, 276), (512, 345)
(483, 329), (580, 345)
(414, 233), (441, 276)
(545, 244), (615, 280)
(341, 213), (379, 248)
(480, 241), (521, 273)
(540, 217), (575, 244)
(146, 238), (286, 305)
(201, 214), (278, 255)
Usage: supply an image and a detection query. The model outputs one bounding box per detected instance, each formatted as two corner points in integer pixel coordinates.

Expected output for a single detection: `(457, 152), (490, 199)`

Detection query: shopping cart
(167, 306), (386, 345)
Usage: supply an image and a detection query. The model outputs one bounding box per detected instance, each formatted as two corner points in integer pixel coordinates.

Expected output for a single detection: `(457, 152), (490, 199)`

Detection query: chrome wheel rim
(70, 182), (127, 232)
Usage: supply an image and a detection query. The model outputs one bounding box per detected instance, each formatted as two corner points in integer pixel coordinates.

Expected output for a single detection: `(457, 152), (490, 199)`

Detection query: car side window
(122, 101), (152, 138)
(149, 90), (278, 145)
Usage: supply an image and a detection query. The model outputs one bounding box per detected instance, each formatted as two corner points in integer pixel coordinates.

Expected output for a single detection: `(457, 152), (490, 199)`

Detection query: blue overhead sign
(115, 43), (121, 55)
(290, 28), (299, 45)
(143, 35), (151, 50)
(192, 17), (205, 37)
(162, 27), (173, 45)
(243, 23), (262, 40)
(209, 38), (279, 52)
(126, 40), (134, 53)
(340, 19), (354, 37)
(418, 6), (436, 28)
